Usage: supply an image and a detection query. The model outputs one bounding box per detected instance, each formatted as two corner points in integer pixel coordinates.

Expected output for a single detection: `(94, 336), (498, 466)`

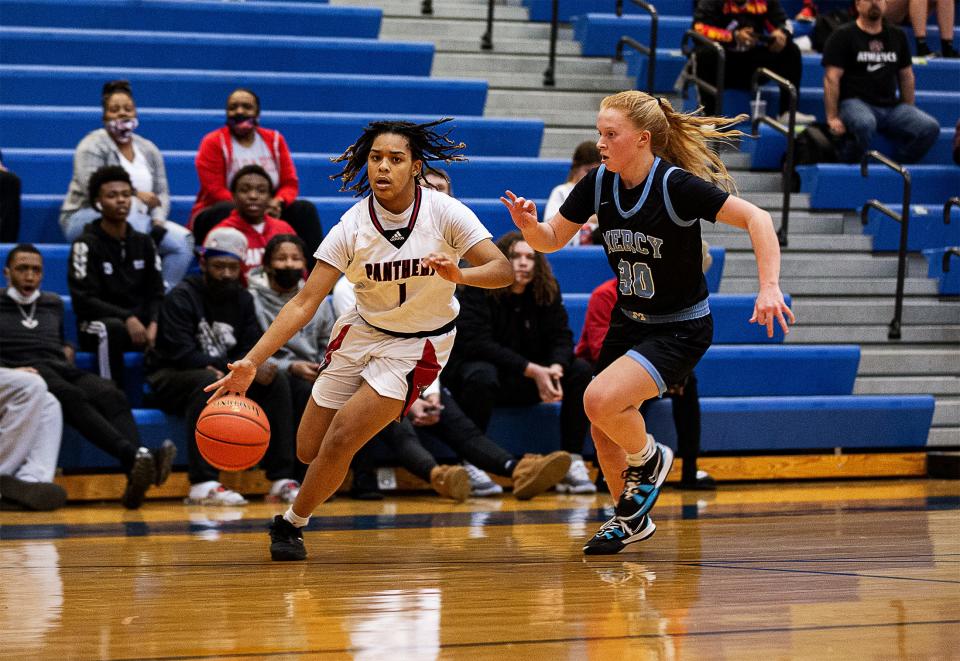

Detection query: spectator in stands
(190, 88), (323, 257)
(59, 80), (194, 289)
(886, 0), (956, 57)
(0, 367), (66, 511)
(576, 240), (716, 490)
(0, 149), (22, 243)
(1, 243), (175, 509)
(823, 0), (941, 163)
(954, 119), (960, 165)
(147, 227), (301, 506)
(544, 142), (602, 246)
(693, 0), (816, 124)
(67, 166), (165, 389)
(212, 165), (297, 280)
(446, 231), (595, 494)
(423, 168), (452, 196)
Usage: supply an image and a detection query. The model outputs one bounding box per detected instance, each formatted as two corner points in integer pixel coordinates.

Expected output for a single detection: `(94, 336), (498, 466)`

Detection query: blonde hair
(600, 91), (747, 192)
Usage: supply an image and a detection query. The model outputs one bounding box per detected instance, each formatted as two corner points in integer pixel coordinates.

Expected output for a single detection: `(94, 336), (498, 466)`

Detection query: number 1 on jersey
(397, 282), (407, 307)
(617, 259), (655, 298)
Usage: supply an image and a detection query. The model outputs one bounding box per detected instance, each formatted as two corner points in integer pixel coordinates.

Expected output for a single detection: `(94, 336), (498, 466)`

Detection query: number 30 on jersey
(617, 259), (655, 298)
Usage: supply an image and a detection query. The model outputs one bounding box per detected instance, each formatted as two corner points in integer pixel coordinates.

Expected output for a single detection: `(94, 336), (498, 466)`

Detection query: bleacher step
(332, 0), (530, 21)
(928, 428), (960, 447)
(720, 276), (939, 296)
(791, 298), (960, 325)
(705, 234), (872, 251)
(724, 253), (909, 278)
(854, 376), (960, 396)
(380, 17), (572, 42)
(932, 399), (959, 426)
(859, 347), (960, 375)
(786, 324), (960, 344)
(703, 213), (846, 234)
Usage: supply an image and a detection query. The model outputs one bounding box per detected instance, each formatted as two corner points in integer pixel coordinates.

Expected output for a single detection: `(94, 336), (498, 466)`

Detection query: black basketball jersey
(560, 157), (729, 317)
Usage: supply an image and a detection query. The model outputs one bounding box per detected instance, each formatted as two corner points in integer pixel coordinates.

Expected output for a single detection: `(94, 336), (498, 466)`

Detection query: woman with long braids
(501, 91), (795, 555)
(205, 119), (513, 561)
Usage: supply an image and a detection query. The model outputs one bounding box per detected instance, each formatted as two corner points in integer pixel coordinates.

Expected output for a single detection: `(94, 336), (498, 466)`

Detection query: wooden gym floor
(1, 479), (958, 660)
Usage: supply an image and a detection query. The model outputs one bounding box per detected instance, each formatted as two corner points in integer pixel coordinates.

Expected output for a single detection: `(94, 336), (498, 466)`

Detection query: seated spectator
(886, 0), (956, 57)
(67, 166), (165, 389)
(0, 367), (66, 511)
(59, 80), (194, 289)
(693, 0), (816, 124)
(147, 227), (301, 506)
(1, 243), (175, 509)
(0, 149), (22, 243)
(423, 168), (452, 196)
(189, 88), (323, 259)
(544, 142), (601, 246)
(445, 231), (595, 494)
(212, 165), (297, 280)
(823, 0), (941, 163)
(575, 240), (716, 490)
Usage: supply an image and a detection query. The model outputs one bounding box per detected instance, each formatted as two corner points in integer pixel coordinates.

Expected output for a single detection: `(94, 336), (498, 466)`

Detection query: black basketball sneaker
(269, 515), (307, 561)
(615, 442), (674, 521)
(583, 514), (657, 555)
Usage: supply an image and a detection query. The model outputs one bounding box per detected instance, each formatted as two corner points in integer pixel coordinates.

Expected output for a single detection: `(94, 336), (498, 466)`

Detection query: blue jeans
(62, 208), (195, 291)
(838, 98), (940, 164)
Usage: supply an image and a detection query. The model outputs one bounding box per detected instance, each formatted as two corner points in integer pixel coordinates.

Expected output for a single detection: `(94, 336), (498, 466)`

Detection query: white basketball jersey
(314, 186), (491, 334)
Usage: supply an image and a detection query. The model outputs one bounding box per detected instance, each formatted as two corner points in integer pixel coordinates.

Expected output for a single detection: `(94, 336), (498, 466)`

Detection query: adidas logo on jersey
(389, 231), (405, 243)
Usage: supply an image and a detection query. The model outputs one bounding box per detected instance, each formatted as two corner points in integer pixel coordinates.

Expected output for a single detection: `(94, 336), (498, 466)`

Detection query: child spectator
(1, 243), (175, 509)
(59, 80), (194, 289)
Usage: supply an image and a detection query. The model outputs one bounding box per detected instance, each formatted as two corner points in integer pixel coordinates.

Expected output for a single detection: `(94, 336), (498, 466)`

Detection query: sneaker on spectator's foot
(184, 481), (248, 506)
(679, 469), (717, 491)
(0, 475), (67, 511)
(779, 110), (817, 125)
(430, 464), (470, 502)
(583, 514), (656, 555)
(512, 451), (571, 500)
(121, 448), (156, 510)
(266, 479), (300, 504)
(152, 439), (177, 486)
(615, 442), (673, 521)
(556, 454), (597, 494)
(269, 515), (307, 561)
(463, 462), (503, 497)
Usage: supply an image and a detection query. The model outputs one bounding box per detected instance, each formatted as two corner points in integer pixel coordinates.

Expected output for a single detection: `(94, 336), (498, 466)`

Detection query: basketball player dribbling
(501, 91), (795, 554)
(206, 119), (514, 561)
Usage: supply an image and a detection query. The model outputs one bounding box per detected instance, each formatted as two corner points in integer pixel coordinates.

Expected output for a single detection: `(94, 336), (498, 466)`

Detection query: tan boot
(429, 464), (470, 502)
(511, 451), (572, 500)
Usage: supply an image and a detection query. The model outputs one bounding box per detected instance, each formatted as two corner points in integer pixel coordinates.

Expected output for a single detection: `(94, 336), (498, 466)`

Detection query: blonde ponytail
(600, 91), (748, 193)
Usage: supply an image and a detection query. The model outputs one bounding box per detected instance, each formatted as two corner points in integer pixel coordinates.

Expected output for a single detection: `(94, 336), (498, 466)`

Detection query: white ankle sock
(626, 435), (657, 467)
(284, 507), (310, 528)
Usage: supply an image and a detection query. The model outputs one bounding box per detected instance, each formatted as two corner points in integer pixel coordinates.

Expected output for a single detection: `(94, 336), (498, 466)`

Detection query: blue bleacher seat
(573, 14), (693, 57)
(74, 352), (147, 407)
(798, 164), (960, 209)
(861, 203), (960, 252)
(0, 243), (71, 294)
(524, 0), (829, 21)
(696, 345), (859, 396)
(0, 108), (544, 157)
(60, 409), (187, 471)
(0, 0), (381, 38)
(0, 27), (434, 76)
(923, 247), (960, 295)
(0, 66), (488, 115)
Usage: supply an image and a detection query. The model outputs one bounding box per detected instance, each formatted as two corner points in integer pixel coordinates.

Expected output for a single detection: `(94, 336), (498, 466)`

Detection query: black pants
(147, 367), (297, 484)
(77, 316), (136, 389)
(449, 358), (593, 455)
(694, 42), (802, 116)
(640, 372), (702, 482)
(34, 361), (140, 471)
(375, 389), (517, 482)
(0, 169), (22, 242)
(192, 199), (323, 267)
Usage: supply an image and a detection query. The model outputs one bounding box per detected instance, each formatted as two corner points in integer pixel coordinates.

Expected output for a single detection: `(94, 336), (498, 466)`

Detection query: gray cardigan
(59, 129), (171, 230)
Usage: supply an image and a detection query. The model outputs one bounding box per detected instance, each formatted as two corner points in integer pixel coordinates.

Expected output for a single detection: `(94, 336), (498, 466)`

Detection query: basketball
(195, 394), (270, 471)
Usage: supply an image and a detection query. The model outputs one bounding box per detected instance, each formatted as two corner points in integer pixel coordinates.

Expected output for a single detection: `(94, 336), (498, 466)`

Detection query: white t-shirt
(117, 143), (154, 217)
(544, 181), (574, 220)
(314, 186), (491, 334)
(228, 133), (280, 188)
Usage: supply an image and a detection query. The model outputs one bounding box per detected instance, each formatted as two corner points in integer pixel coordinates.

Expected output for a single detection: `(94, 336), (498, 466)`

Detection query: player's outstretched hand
(422, 252), (462, 284)
(750, 284), (796, 338)
(204, 358), (257, 402)
(500, 191), (539, 231)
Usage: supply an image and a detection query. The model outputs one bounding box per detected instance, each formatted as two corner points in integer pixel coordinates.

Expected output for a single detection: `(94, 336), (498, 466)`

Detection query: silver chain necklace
(17, 301), (38, 329)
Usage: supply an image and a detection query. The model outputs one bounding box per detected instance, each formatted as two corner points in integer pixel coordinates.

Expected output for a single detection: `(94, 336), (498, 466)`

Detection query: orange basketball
(195, 394), (271, 471)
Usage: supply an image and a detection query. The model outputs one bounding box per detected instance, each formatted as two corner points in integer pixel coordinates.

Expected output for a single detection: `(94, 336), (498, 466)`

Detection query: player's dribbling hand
(204, 358), (257, 402)
(422, 252), (462, 283)
(750, 284), (796, 338)
(499, 191), (539, 231)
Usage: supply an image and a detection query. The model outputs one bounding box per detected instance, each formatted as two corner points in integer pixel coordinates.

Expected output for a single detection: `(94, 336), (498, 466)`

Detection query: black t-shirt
(559, 159), (729, 316)
(0, 292), (69, 367)
(822, 22), (910, 107)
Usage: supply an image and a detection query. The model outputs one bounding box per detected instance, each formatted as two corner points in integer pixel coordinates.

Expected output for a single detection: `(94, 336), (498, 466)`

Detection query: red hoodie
(574, 278), (618, 364)
(190, 126), (300, 225)
(212, 210), (296, 280)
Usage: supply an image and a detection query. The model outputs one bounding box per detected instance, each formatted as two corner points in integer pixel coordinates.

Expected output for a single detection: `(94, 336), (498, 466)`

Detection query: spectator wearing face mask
(59, 80), (195, 289)
(189, 88), (323, 263)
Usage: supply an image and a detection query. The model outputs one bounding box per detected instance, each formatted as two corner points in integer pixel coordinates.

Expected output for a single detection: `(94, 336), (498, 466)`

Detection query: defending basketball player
(205, 119), (514, 561)
(501, 91), (795, 554)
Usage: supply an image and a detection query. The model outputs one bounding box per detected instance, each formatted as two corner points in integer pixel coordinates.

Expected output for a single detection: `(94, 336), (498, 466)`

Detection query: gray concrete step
(927, 427), (960, 447)
(381, 18), (570, 42)
(331, 0), (530, 20)
(707, 233), (873, 251)
(853, 376), (960, 395)
(785, 324), (960, 344)
(933, 398), (960, 426)
(791, 298), (960, 325)
(724, 253), (907, 278)
(720, 277), (939, 296)
(859, 347), (960, 375)
(704, 213), (847, 234)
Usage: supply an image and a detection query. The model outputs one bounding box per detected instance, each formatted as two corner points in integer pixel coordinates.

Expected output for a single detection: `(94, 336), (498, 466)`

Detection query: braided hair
(330, 118), (467, 196)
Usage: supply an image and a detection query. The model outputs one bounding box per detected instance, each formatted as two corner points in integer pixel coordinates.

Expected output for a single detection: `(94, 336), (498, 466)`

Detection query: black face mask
(206, 276), (241, 297)
(272, 268), (302, 291)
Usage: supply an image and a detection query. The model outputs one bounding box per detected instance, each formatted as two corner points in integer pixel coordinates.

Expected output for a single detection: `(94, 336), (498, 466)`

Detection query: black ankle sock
(916, 37), (931, 56)
(505, 459), (518, 476)
(942, 39), (956, 57)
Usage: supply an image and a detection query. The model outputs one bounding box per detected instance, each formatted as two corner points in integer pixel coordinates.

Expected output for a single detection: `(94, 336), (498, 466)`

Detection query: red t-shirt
(574, 278), (618, 364)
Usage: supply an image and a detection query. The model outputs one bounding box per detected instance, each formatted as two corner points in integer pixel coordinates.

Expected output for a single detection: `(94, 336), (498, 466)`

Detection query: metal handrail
(681, 30), (725, 114)
(944, 196), (959, 226)
(421, 0), (433, 15)
(481, 0), (495, 50)
(543, 0), (560, 85)
(750, 67), (796, 247)
(859, 150), (911, 340)
(942, 247), (960, 273)
(612, 0), (659, 93)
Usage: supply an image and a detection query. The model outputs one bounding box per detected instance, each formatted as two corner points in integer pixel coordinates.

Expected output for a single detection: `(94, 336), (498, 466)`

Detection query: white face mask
(105, 117), (139, 144)
(6, 286), (40, 305)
